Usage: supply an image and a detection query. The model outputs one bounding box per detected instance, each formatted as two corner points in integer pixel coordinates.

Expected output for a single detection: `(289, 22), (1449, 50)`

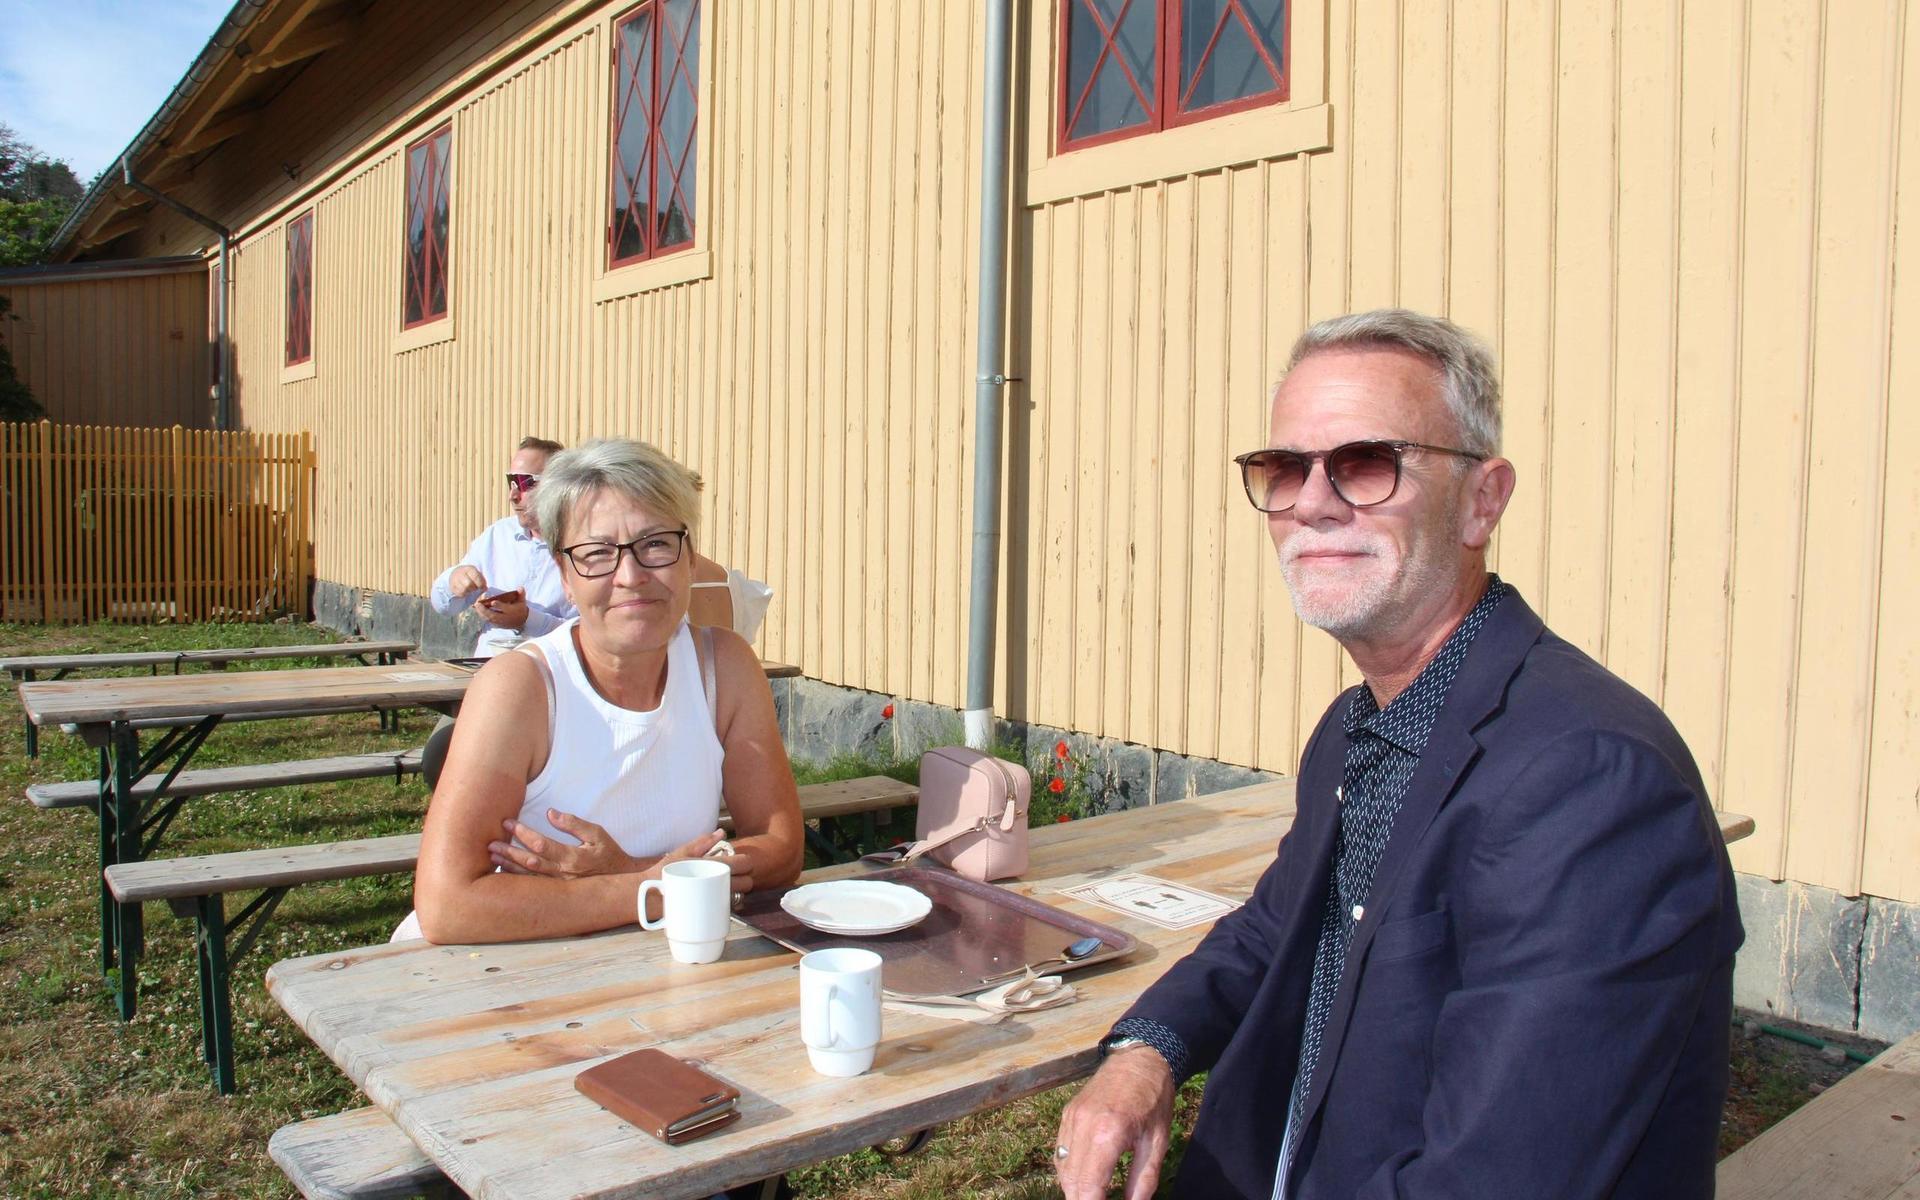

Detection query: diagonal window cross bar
(1066, 0), (1155, 141)
(1178, 0), (1284, 110)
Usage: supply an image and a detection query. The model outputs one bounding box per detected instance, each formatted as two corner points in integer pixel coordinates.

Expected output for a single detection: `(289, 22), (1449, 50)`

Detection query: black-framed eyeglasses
(1232, 440), (1486, 513)
(506, 472), (541, 494)
(558, 529), (689, 577)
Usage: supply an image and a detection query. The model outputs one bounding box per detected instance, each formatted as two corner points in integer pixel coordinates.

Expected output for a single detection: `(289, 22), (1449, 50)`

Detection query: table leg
(102, 715), (220, 1021)
(195, 894), (237, 1095)
(108, 723), (141, 1019)
(21, 669), (36, 757)
(96, 745), (114, 973)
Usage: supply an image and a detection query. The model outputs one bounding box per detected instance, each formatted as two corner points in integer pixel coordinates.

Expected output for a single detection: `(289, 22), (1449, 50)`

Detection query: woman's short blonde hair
(533, 438), (701, 552)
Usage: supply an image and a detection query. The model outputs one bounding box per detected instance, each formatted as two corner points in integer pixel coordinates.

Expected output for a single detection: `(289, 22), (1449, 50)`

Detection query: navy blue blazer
(1120, 591), (1743, 1199)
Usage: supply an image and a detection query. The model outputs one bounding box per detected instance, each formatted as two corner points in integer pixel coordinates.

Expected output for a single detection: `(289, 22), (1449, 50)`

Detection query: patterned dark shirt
(1105, 577), (1511, 1194)
(1274, 576), (1509, 1194)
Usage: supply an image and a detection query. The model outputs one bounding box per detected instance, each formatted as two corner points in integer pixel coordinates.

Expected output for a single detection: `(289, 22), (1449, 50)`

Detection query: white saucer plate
(780, 880), (932, 936)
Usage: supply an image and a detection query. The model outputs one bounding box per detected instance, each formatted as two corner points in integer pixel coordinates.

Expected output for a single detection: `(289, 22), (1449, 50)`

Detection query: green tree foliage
(0, 295), (43, 421)
(0, 123), (86, 268)
(0, 198), (73, 269)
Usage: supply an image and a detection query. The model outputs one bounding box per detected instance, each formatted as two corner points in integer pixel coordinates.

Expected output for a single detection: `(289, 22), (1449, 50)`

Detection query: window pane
(286, 214), (312, 365)
(1064, 0), (1156, 142)
(1180, 0), (1285, 112)
(611, 7), (656, 265)
(404, 141), (430, 325)
(657, 0), (698, 250)
(404, 128), (450, 327)
(429, 134), (450, 319)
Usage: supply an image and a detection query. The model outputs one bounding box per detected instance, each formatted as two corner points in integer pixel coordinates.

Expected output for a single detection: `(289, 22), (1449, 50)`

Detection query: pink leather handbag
(890, 747), (1031, 882)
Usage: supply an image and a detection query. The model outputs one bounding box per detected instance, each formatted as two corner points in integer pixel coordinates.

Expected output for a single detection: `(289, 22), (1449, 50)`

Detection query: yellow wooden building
(39, 0), (1920, 1031)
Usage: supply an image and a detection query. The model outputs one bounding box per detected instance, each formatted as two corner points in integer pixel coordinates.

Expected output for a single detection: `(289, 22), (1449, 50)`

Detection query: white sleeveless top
(512, 617), (725, 853)
(392, 618), (724, 942)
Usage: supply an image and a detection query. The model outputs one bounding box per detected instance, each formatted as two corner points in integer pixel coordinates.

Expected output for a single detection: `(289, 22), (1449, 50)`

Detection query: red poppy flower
(881, 703), (894, 719)
(1056, 814), (1071, 823)
(1048, 777), (1065, 794)
(1054, 740), (1070, 759)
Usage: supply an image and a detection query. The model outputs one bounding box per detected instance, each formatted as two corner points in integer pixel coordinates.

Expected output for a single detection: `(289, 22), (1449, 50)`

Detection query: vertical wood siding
(218, 0), (1915, 903)
(0, 270), (210, 427)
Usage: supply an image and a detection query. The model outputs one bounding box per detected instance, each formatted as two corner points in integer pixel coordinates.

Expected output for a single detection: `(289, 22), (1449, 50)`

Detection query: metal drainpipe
(963, 0), (1016, 750)
(124, 164), (233, 431)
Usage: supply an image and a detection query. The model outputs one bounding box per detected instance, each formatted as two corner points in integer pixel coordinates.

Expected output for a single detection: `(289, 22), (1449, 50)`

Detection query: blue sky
(0, 0), (232, 181)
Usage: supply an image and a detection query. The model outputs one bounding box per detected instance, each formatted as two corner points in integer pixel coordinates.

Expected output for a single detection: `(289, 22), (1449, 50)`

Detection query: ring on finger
(1054, 1145), (1070, 1161)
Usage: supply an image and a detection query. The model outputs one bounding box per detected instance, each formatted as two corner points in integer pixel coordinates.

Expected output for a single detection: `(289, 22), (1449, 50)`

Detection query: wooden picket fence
(0, 422), (313, 624)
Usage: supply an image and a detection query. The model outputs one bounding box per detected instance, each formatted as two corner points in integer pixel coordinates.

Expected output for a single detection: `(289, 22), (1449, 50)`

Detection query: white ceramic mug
(637, 859), (732, 964)
(798, 947), (884, 1077)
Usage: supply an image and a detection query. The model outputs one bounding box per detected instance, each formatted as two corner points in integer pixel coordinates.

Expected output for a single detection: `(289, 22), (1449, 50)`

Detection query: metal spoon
(981, 936), (1104, 983)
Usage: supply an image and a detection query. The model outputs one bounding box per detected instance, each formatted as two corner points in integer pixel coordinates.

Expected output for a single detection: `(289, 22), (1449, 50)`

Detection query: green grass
(0, 620), (1841, 1198)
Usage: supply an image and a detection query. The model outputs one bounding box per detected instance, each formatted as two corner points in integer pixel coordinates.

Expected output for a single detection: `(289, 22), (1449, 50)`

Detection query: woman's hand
(650, 828), (755, 893)
(490, 810), (640, 878)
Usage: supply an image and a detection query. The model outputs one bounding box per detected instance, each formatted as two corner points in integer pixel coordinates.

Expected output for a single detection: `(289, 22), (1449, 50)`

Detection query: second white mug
(799, 947), (883, 1077)
(637, 858), (733, 964)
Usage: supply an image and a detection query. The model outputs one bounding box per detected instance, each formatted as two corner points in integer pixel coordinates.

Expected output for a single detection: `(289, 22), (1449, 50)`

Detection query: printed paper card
(1059, 873), (1241, 931)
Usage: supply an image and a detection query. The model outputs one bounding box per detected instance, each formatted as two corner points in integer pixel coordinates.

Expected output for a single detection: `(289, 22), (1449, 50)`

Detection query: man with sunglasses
(429, 436), (575, 657)
(1055, 310), (1742, 1200)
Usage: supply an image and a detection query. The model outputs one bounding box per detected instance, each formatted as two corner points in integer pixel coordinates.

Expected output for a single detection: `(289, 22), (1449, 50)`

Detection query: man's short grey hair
(1286, 309), (1502, 456)
(533, 437), (702, 551)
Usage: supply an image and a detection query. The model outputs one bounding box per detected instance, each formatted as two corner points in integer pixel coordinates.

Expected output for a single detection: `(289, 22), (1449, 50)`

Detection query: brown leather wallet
(574, 1048), (742, 1145)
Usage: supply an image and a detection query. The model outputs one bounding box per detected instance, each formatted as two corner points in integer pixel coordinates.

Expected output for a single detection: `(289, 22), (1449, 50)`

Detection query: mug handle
(638, 879), (667, 930)
(802, 980), (843, 1048)
(823, 981), (842, 1047)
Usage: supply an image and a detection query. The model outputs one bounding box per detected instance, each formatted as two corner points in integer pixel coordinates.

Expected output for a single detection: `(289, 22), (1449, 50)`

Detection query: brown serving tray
(733, 866), (1137, 999)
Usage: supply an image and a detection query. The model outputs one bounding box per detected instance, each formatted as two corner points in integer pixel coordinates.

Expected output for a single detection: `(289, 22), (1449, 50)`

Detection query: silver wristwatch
(1098, 1034), (1150, 1060)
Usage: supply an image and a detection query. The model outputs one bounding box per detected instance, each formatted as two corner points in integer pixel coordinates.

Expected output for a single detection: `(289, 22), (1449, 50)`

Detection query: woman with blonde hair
(401, 437), (803, 942)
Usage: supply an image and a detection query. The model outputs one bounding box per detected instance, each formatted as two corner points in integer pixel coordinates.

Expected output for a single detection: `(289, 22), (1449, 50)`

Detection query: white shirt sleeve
(519, 603), (566, 638)
(430, 526), (498, 616)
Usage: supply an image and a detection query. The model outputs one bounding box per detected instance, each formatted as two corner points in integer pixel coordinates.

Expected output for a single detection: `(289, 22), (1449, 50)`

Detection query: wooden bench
(28, 748), (425, 810)
(5, 639), (417, 756)
(269, 1107), (460, 1200)
(105, 774), (919, 1093)
(1717, 1029), (1920, 1199)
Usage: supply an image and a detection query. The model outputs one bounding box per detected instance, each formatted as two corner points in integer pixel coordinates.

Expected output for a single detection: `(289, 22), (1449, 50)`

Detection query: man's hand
(476, 592), (528, 630)
(449, 565), (487, 598)
(1055, 1046), (1177, 1200)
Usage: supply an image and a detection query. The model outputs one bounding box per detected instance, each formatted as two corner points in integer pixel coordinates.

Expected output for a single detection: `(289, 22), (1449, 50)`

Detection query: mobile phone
(479, 588), (524, 607)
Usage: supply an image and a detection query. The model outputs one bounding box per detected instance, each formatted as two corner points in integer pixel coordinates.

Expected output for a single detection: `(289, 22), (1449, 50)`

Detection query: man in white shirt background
(429, 436), (575, 658)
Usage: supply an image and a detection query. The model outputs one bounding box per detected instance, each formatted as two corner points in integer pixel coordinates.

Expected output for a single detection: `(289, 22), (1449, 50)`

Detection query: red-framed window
(285, 211), (314, 366)
(402, 125), (451, 329)
(1058, 0), (1287, 152)
(608, 0), (700, 268)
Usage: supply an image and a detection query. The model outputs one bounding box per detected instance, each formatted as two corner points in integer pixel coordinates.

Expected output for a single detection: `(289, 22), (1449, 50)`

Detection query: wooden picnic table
(3, 639), (417, 756)
(265, 786), (1754, 1200)
(16, 654), (808, 1023)
(20, 659), (474, 1020)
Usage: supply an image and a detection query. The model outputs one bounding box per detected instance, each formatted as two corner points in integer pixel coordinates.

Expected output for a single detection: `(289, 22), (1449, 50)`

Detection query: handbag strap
(890, 814), (997, 863)
(869, 754), (1023, 864)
